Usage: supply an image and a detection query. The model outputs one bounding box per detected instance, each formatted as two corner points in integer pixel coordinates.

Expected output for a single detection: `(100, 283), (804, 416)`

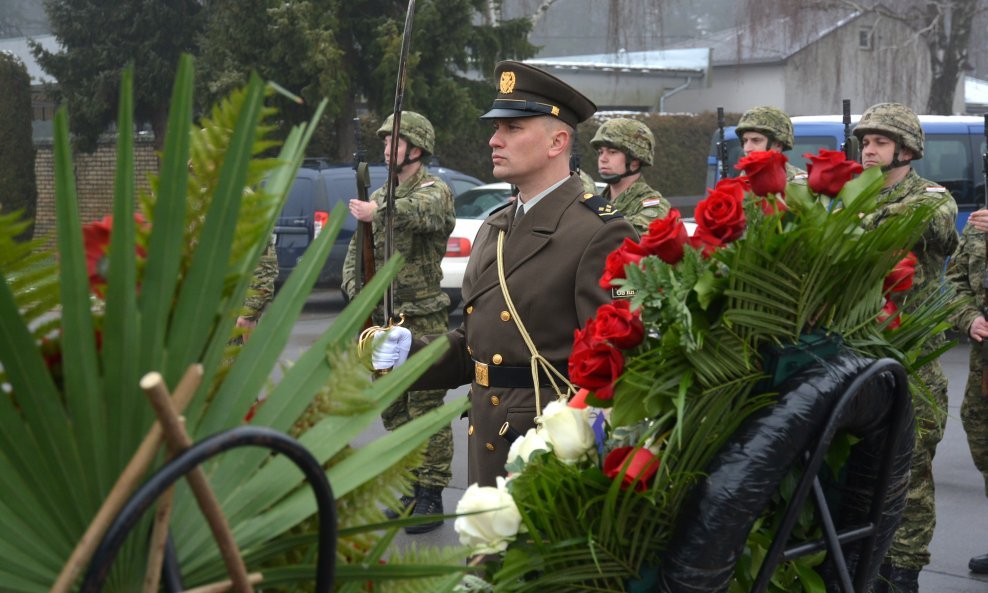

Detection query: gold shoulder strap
(496, 229), (575, 418)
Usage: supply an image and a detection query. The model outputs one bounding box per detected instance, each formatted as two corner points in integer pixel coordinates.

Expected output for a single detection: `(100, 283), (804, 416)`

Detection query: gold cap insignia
(551, 105), (560, 116)
(499, 71), (516, 94)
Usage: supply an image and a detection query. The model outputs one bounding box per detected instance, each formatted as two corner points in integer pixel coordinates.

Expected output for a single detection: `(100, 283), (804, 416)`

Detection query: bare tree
(738, 0), (983, 114)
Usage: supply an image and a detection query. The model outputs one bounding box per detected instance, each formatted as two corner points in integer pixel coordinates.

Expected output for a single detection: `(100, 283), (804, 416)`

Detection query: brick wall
(33, 135), (159, 240)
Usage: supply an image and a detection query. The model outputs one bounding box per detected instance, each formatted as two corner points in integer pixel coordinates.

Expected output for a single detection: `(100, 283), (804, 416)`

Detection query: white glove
(371, 326), (412, 371)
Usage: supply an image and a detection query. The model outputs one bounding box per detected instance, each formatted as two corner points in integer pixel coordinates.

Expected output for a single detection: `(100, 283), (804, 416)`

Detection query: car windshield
(454, 186), (512, 219)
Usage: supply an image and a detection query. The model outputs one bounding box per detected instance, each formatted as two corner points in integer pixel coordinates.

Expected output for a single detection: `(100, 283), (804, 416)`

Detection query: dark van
(274, 161), (482, 289)
(707, 115), (986, 230)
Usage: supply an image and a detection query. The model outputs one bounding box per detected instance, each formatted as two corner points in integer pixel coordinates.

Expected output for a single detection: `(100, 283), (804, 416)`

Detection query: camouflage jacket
(946, 219), (986, 334)
(786, 162), (808, 185)
(603, 178), (669, 235)
(862, 169), (958, 315)
(241, 241), (277, 320)
(342, 166), (455, 316)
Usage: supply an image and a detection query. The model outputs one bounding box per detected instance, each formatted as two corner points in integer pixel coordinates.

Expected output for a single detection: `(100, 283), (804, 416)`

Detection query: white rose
(538, 400), (596, 464)
(506, 427), (551, 468)
(454, 477), (522, 554)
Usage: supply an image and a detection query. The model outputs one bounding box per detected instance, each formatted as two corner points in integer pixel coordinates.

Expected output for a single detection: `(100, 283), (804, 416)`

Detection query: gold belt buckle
(474, 361), (489, 387)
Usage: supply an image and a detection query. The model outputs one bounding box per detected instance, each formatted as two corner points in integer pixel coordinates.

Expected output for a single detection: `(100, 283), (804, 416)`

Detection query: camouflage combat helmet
(377, 111), (435, 155)
(735, 106), (795, 151)
(590, 118), (655, 166)
(853, 103), (924, 160)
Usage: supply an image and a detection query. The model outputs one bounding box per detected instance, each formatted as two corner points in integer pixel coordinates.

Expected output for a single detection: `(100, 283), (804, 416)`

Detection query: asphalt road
(292, 289), (988, 591)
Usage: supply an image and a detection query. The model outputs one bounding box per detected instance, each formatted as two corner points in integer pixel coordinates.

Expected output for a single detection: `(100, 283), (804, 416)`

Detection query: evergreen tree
(0, 53), (38, 241)
(32, 0), (202, 151)
(197, 0), (536, 166)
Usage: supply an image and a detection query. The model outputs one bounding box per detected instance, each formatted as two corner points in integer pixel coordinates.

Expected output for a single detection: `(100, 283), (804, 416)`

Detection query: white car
(440, 182), (695, 310)
(441, 182), (513, 310)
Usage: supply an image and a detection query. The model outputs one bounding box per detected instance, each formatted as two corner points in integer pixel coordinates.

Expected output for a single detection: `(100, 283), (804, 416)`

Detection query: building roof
(966, 76), (988, 107)
(668, 8), (861, 66)
(0, 34), (57, 84)
(524, 48), (711, 76)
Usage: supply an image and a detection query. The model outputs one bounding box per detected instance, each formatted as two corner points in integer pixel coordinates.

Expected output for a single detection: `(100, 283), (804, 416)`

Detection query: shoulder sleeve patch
(419, 180), (436, 188)
(925, 185), (947, 193)
(792, 173), (808, 180)
(642, 198), (665, 208)
(580, 193), (624, 220)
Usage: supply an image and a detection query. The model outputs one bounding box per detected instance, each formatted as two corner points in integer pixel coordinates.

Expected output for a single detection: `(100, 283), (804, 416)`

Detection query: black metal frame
(79, 426), (337, 593)
(750, 359), (911, 593)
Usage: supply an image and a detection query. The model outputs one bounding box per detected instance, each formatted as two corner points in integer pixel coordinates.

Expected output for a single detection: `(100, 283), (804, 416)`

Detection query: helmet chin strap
(600, 153), (641, 185)
(880, 145), (911, 173)
(392, 148), (425, 174)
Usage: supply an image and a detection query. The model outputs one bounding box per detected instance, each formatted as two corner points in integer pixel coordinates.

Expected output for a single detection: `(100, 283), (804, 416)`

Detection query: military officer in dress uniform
(735, 106), (807, 184)
(374, 61), (637, 487)
(591, 117), (670, 234)
(855, 102), (959, 593)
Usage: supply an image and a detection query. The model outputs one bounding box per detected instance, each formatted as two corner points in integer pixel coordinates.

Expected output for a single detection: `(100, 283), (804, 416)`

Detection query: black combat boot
(887, 565), (919, 593)
(405, 485), (444, 534)
(383, 492), (416, 520)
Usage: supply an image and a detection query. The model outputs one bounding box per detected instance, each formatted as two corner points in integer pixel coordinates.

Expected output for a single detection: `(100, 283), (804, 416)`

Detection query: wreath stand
(659, 354), (914, 593)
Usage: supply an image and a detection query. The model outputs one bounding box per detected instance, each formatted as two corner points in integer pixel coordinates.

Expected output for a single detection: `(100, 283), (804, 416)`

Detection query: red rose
(804, 149), (863, 197)
(878, 299), (901, 330)
(568, 388), (590, 409)
(603, 446), (660, 492)
(569, 322), (624, 400)
(883, 252), (918, 293)
(640, 208), (689, 264)
(694, 187), (746, 243)
(83, 216), (113, 296)
(758, 195), (788, 216)
(712, 176), (751, 203)
(591, 300), (644, 349)
(687, 227), (724, 258)
(82, 214), (149, 297)
(689, 227), (724, 258)
(735, 151), (788, 196)
(599, 238), (649, 289)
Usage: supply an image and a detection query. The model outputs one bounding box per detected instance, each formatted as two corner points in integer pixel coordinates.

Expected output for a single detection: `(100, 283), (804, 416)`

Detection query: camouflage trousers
(887, 360), (949, 571)
(962, 357), (988, 499)
(380, 309), (452, 489)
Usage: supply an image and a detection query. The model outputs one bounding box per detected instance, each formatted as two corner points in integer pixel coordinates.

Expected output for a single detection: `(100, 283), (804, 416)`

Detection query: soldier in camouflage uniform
(945, 207), (988, 575)
(237, 241), (278, 342)
(855, 103), (959, 593)
(591, 117), (669, 235)
(341, 111), (456, 534)
(735, 106), (808, 184)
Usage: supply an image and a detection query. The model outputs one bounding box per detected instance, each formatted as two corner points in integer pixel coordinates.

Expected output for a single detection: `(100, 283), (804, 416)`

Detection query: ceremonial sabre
(357, 0), (416, 368)
(382, 0), (417, 324)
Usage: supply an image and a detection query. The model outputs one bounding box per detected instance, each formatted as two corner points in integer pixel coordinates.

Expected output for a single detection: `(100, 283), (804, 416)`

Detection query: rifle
(981, 113), (988, 397)
(352, 117), (375, 294)
(840, 99), (859, 162)
(716, 106), (728, 181)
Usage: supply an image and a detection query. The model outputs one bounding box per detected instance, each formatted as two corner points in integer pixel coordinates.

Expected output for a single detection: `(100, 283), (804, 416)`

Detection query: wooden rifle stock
(356, 162), (375, 286)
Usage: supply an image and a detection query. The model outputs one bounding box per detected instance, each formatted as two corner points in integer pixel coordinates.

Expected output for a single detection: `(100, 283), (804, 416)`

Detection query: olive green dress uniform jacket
(412, 174), (637, 486)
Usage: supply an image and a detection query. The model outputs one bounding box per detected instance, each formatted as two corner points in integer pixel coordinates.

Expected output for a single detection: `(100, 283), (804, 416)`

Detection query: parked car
(707, 115), (987, 230)
(274, 161), (483, 290)
(441, 182), (514, 309)
(440, 181), (689, 310)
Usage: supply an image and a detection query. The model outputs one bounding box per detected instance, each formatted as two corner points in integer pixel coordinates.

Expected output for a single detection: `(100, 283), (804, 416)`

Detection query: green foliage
(0, 52), (38, 240)
(487, 164), (956, 591)
(34, 0), (202, 151)
(0, 58), (470, 592)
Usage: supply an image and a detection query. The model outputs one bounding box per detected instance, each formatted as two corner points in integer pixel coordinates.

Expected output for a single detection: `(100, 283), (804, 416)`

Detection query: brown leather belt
(473, 360), (567, 388)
